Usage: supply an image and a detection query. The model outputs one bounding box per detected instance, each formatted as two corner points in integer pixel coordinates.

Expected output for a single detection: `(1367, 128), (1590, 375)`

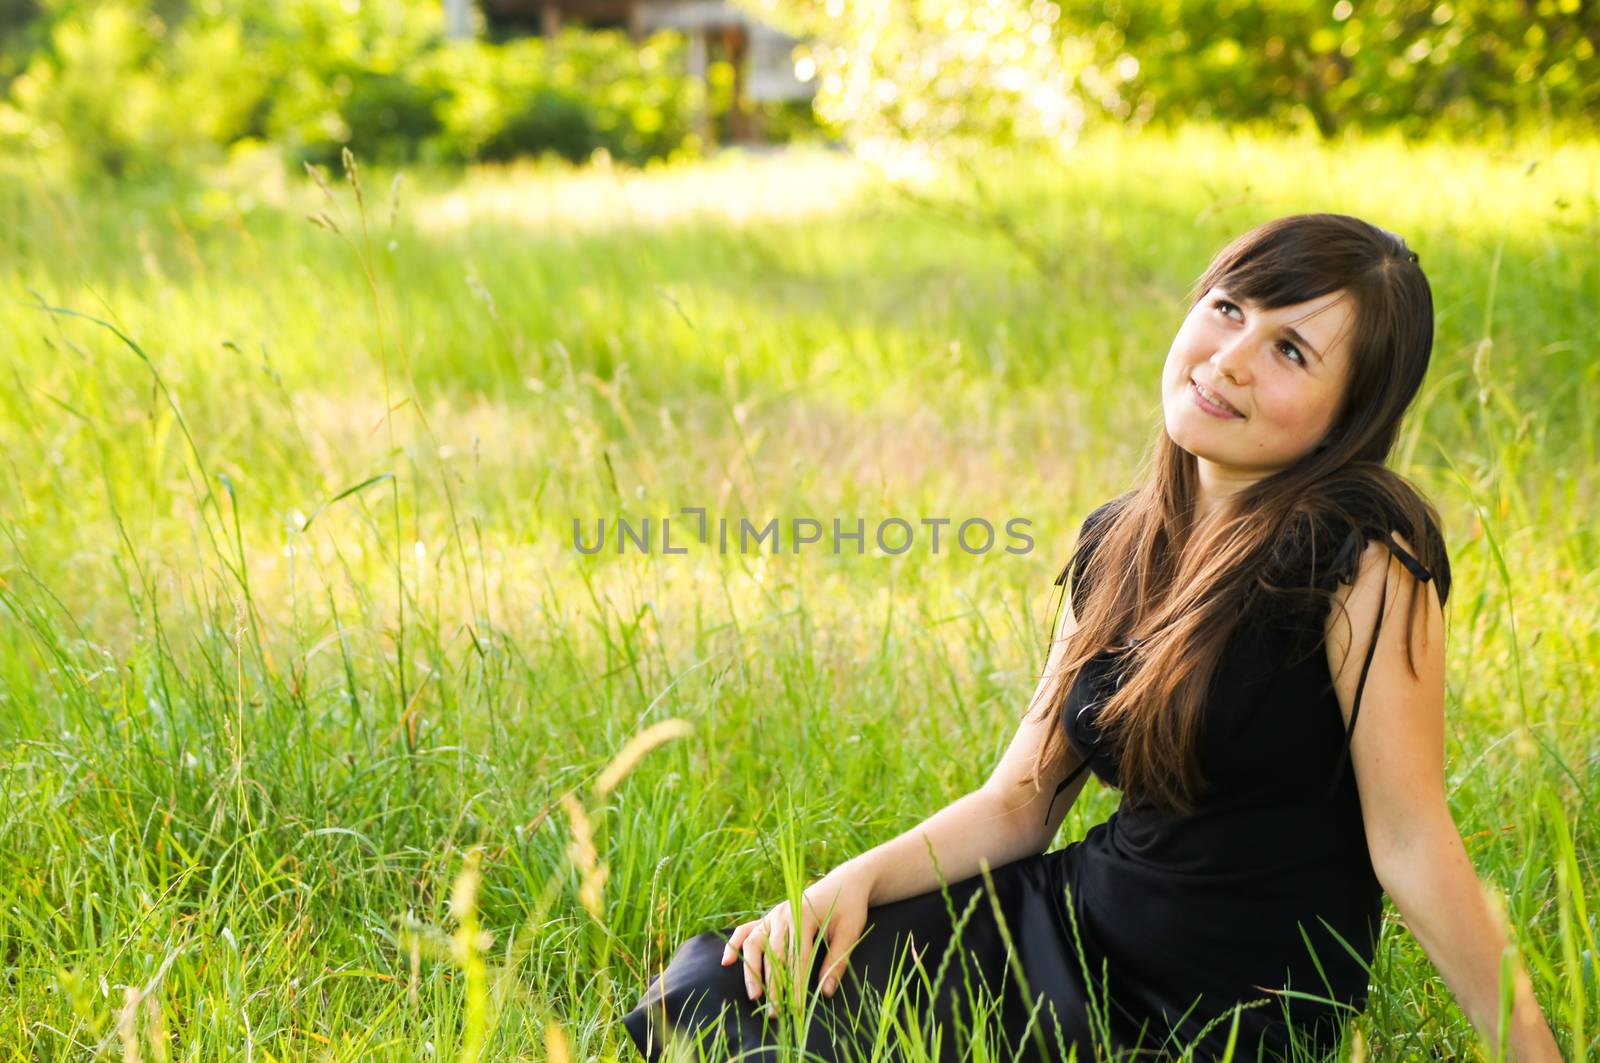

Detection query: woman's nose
(1210, 339), (1252, 384)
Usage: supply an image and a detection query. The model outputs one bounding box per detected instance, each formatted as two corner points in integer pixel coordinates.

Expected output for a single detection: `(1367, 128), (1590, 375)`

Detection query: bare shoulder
(1322, 530), (1454, 868)
(1325, 529), (1445, 694)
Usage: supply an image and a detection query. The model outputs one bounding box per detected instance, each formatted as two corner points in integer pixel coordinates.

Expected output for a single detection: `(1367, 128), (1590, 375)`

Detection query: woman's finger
(721, 920), (757, 965)
(795, 912), (819, 984)
(766, 913), (789, 967)
(819, 914), (866, 998)
(740, 922), (767, 1001)
(762, 947), (775, 1016)
(761, 915), (789, 1016)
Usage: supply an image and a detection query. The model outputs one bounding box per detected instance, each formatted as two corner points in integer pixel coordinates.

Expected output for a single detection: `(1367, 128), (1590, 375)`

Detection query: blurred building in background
(474, 0), (814, 143)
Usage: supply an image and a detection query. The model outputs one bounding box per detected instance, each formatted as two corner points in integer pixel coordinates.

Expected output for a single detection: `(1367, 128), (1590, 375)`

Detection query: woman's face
(1161, 284), (1356, 477)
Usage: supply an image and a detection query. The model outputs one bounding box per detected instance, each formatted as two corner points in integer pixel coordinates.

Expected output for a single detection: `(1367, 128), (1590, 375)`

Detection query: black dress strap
(1323, 528), (1436, 799)
(1048, 757), (1093, 819)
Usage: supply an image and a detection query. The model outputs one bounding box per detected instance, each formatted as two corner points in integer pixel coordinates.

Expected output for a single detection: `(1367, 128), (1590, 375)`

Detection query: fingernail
(720, 947), (732, 964)
(823, 976), (837, 995)
(746, 979), (757, 1000)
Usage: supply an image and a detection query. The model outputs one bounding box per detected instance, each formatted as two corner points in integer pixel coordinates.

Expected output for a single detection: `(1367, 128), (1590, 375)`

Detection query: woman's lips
(1189, 378), (1243, 419)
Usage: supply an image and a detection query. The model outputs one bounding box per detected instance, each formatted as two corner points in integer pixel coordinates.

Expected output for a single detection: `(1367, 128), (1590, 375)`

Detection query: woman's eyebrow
(1282, 325), (1326, 363)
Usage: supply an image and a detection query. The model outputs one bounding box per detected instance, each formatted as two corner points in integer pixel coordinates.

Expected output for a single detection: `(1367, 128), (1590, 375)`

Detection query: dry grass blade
(596, 719), (694, 797)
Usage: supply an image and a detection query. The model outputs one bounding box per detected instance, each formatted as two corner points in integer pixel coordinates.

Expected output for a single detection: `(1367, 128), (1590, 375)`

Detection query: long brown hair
(1032, 212), (1450, 818)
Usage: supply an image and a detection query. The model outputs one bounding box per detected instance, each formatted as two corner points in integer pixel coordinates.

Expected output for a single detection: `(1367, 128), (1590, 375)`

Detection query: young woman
(619, 214), (1564, 1061)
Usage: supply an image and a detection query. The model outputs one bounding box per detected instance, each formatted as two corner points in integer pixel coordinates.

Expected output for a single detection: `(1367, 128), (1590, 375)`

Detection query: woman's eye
(1215, 298), (1306, 367)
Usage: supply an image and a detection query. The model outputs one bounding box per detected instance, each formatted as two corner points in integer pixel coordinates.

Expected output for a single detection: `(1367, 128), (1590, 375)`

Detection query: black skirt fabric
(619, 495), (1448, 1062)
(618, 842), (1178, 1062)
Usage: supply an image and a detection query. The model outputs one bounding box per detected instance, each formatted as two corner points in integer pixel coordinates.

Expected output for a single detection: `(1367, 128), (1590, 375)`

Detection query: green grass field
(1, 123), (1596, 1060)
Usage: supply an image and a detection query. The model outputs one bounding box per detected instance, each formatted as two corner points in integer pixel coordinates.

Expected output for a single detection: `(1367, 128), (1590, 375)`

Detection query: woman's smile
(1189, 377), (1244, 419)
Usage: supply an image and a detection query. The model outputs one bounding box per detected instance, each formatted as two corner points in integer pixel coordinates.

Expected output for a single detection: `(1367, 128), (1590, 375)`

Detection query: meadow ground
(0, 124), (1595, 1060)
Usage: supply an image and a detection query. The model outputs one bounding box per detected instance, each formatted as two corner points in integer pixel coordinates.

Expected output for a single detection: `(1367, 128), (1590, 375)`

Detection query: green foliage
(421, 32), (702, 166)
(0, 0), (712, 178)
(0, 0), (271, 178)
(1066, 0), (1600, 138)
(11, 0), (1594, 182)
(0, 0), (46, 80)
(746, 0), (1597, 155)
(250, 0), (449, 167)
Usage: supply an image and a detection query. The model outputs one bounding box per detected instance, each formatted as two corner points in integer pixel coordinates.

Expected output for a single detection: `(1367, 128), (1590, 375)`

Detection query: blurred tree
(0, 0), (707, 176)
(1067, 0), (1599, 139)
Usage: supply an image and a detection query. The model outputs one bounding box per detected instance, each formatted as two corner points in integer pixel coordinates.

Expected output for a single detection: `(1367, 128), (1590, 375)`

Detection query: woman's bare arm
(844, 588), (1091, 906)
(1328, 536), (1561, 1061)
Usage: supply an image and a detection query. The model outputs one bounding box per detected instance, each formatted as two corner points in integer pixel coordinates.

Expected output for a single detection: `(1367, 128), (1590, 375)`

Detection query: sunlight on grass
(0, 123), (1594, 1059)
(412, 146), (874, 235)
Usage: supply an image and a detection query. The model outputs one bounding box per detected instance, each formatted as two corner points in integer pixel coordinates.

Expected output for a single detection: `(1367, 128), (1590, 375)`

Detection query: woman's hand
(720, 860), (874, 1012)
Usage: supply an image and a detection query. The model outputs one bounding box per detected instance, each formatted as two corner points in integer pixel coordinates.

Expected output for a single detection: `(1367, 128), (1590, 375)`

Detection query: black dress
(619, 494), (1450, 1062)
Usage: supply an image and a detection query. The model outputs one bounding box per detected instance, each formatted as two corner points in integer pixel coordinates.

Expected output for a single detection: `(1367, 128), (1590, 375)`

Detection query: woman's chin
(1166, 426), (1238, 467)
(1163, 417), (1214, 458)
